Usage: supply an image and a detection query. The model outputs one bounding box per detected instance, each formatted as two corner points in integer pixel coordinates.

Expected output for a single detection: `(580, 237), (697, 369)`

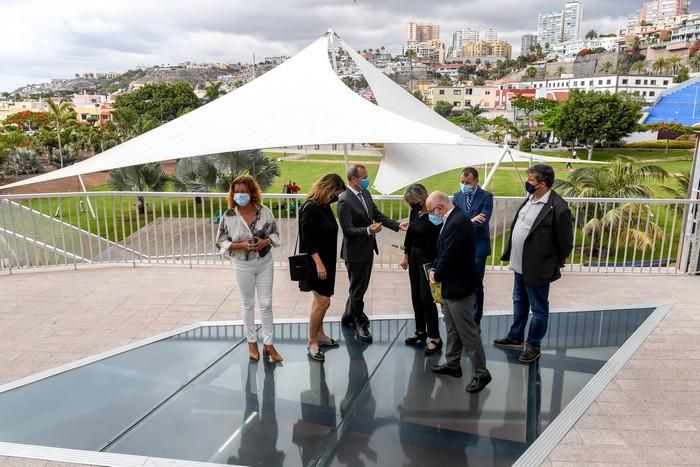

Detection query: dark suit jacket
(453, 187), (493, 259)
(432, 208), (481, 300)
(338, 188), (400, 263)
(501, 190), (574, 286)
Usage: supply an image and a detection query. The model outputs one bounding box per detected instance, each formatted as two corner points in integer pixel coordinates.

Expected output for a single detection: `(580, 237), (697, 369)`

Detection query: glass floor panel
(0, 308), (655, 466)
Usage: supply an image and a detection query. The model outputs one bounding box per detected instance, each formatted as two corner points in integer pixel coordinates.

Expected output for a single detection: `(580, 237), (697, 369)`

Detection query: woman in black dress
(400, 183), (443, 354)
(299, 174), (346, 362)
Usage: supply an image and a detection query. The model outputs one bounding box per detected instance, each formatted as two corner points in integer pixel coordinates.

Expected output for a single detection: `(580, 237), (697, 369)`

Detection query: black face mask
(409, 203), (422, 211)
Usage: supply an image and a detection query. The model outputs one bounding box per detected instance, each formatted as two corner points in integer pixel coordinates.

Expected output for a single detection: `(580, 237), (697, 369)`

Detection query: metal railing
(1, 191), (699, 275)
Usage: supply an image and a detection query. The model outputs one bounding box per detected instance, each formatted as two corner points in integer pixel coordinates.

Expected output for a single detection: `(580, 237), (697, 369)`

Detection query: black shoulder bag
(289, 203), (315, 281)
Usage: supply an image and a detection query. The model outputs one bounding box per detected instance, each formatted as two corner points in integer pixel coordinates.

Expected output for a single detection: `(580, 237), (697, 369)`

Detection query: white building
(509, 74), (675, 103)
(670, 15), (700, 44)
(481, 28), (499, 41)
(538, 10), (564, 48)
(628, 0), (691, 26)
(552, 36), (619, 61)
(562, 0), (583, 42)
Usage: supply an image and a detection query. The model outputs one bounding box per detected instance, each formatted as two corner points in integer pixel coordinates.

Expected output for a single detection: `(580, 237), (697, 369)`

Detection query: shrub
(623, 140), (695, 149)
(519, 136), (532, 152)
(3, 148), (43, 175)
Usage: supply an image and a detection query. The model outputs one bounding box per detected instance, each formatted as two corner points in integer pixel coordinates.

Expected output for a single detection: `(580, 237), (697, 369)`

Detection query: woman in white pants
(216, 175), (282, 362)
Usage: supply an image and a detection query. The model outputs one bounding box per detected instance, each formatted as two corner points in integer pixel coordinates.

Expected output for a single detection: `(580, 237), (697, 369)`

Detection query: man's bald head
(426, 191), (453, 216)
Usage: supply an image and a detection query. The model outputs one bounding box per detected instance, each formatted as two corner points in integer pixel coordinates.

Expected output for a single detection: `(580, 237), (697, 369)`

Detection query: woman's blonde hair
(306, 174), (346, 205)
(403, 183), (429, 208)
(227, 175), (262, 208)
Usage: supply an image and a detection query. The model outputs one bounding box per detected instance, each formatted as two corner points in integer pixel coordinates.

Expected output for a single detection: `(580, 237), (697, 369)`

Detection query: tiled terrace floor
(0, 264), (698, 466)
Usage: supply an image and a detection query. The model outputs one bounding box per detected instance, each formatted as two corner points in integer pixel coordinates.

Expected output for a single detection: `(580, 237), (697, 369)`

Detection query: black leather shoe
(493, 336), (524, 350)
(519, 344), (541, 363)
(431, 364), (462, 378)
(405, 332), (427, 346)
(466, 370), (492, 393)
(357, 325), (373, 343)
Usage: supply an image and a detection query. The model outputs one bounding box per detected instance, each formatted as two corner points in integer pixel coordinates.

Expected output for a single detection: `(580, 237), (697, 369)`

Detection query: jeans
(473, 255), (487, 325)
(234, 254), (274, 345)
(507, 272), (550, 350)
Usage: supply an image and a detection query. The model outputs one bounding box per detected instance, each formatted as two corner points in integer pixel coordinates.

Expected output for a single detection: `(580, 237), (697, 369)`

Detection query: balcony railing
(1, 191), (699, 275)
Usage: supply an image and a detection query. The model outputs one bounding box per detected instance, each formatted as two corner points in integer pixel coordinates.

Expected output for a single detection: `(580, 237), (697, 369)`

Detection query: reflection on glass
(226, 361), (285, 466)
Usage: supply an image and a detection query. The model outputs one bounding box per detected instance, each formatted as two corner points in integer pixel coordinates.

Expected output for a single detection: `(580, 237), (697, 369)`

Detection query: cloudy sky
(0, 0), (672, 92)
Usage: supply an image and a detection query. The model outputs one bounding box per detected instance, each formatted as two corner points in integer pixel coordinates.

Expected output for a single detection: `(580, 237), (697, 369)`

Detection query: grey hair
(403, 183), (429, 205)
(346, 164), (366, 180)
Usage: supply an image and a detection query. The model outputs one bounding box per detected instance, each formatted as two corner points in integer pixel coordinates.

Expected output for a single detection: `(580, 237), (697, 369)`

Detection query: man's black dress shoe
(465, 369), (492, 393)
(430, 364), (462, 378)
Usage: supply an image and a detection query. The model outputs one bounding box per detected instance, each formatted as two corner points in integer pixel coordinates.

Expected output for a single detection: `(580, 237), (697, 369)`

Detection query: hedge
(623, 140), (695, 149)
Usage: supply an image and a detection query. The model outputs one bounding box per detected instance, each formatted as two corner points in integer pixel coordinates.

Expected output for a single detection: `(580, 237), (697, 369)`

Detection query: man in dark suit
(453, 167), (493, 327)
(494, 165), (574, 364)
(338, 164), (404, 343)
(426, 191), (491, 394)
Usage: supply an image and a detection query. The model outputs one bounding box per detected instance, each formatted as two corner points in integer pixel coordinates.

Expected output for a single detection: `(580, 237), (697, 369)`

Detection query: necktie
(358, 192), (369, 216)
(466, 193), (473, 213)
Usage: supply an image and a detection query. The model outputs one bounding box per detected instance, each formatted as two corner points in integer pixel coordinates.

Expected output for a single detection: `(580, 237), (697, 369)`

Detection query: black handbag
(289, 204), (315, 281)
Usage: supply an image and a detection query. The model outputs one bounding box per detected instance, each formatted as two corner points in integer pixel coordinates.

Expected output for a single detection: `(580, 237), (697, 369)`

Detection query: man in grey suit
(338, 164), (405, 343)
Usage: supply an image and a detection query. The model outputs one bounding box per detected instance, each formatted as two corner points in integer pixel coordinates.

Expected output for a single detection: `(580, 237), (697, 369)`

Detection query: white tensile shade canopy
(2, 30), (577, 193)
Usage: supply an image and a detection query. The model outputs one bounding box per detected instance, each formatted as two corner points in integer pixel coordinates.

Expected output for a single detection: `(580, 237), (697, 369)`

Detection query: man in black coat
(337, 164), (405, 343)
(427, 191), (491, 394)
(494, 165), (574, 364)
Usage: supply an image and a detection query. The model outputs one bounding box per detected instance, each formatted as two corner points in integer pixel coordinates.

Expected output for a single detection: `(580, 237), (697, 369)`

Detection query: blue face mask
(428, 213), (443, 225)
(234, 193), (251, 206)
(461, 183), (474, 194)
(360, 178), (370, 191)
(525, 182), (538, 194)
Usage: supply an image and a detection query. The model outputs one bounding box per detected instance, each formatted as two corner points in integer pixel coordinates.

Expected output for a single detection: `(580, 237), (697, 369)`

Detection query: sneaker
(493, 337), (524, 350)
(518, 344), (541, 363)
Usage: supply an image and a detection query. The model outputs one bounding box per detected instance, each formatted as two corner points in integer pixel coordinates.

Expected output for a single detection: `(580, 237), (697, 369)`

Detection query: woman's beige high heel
(248, 342), (260, 361)
(263, 344), (283, 362)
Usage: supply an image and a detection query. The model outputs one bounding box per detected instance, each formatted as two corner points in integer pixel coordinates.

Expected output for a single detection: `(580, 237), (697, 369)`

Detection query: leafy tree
(526, 66), (538, 79)
(412, 89), (424, 101)
(510, 95), (536, 125)
(108, 162), (169, 214)
(519, 136), (532, 152)
(433, 100), (454, 118)
(642, 123), (694, 153)
(552, 90), (642, 160)
(2, 111), (50, 130)
(585, 30), (598, 40)
(113, 82), (199, 126)
(171, 150), (280, 194)
(675, 66), (690, 83)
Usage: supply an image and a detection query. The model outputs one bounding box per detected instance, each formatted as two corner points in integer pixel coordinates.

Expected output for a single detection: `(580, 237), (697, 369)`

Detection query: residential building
(0, 100), (50, 122)
(538, 10), (564, 48)
(562, 1), (583, 42)
(406, 39), (446, 63)
(407, 21), (440, 42)
(463, 40), (512, 60)
(481, 28), (499, 41)
(628, 0), (691, 26)
(521, 34), (538, 56)
(435, 63), (463, 81)
(552, 36), (619, 61)
(670, 15), (700, 44)
(426, 83), (501, 109)
(508, 74), (675, 103)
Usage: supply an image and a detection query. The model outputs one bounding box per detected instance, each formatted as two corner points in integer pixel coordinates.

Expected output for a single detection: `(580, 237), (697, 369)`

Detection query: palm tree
(599, 61), (614, 74)
(585, 30), (598, 40)
(659, 171), (691, 198)
(204, 81), (223, 103)
(631, 60), (647, 75)
(667, 55), (683, 75)
(45, 98), (76, 163)
(554, 161), (669, 251)
(405, 50), (417, 93)
(652, 57), (670, 75)
(690, 52), (700, 72)
(171, 150), (280, 194)
(108, 162), (169, 214)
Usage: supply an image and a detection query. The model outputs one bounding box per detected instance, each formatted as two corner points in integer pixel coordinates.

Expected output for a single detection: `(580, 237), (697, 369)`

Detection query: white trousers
(233, 254), (274, 345)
